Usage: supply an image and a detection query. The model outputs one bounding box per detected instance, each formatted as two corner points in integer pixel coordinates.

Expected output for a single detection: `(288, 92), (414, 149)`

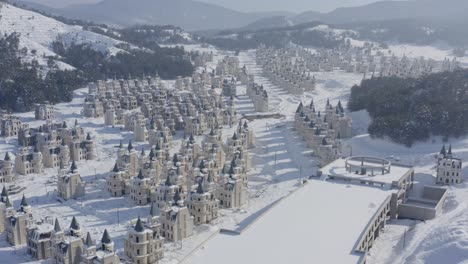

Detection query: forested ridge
(348, 70), (468, 146)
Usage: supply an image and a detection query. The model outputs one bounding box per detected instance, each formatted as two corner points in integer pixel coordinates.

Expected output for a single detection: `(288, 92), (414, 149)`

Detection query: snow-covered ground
(387, 43), (468, 65)
(0, 3), (129, 71)
(0, 43), (467, 263)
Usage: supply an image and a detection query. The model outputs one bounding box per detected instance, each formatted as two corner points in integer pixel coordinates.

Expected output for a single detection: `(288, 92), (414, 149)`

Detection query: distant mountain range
(315, 0), (468, 24)
(15, 0), (468, 32)
(15, 0), (292, 31)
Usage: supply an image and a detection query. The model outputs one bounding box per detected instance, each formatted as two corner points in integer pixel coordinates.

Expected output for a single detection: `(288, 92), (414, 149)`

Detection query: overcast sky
(24, 0), (386, 13)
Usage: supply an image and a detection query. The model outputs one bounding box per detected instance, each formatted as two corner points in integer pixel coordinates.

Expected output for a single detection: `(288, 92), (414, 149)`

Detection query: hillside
(0, 2), (129, 71)
(204, 22), (356, 50)
(238, 0), (468, 47)
(0, 3), (193, 111)
(318, 0), (468, 24)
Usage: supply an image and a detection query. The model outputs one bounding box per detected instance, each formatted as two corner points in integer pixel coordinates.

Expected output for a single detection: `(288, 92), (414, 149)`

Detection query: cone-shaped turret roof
(101, 229), (112, 244)
(20, 194), (29, 207)
(113, 163), (119, 173)
(1, 185), (7, 198)
(85, 232), (94, 247)
(54, 218), (62, 232)
(70, 216), (80, 230)
(134, 217), (145, 233)
(137, 169), (144, 179)
(4, 152), (10, 161)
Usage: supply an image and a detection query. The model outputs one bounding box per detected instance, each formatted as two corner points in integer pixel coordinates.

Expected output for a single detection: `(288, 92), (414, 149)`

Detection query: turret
(100, 229), (114, 252)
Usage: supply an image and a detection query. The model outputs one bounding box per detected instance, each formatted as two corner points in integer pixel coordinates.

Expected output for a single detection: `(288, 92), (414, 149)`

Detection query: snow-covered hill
(0, 3), (128, 70)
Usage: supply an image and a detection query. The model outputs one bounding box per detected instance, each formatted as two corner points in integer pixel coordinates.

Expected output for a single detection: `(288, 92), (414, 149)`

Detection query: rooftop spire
(173, 190), (181, 205)
(155, 141), (161, 151)
(101, 229), (112, 244)
(440, 145), (447, 157)
(112, 163), (119, 173)
(70, 216), (80, 230)
(296, 102), (303, 114)
(54, 218), (62, 232)
(4, 152), (10, 161)
(322, 137), (328, 146)
(85, 232), (94, 247)
(20, 194), (29, 207)
(134, 217), (145, 232)
(165, 174), (171, 186)
(137, 169), (144, 179)
(5, 195), (12, 208)
(196, 181), (204, 194)
(1, 185), (7, 198)
(127, 140), (133, 151)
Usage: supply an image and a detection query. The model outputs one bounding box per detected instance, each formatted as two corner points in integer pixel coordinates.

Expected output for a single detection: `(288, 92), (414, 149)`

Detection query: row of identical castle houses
(293, 100), (465, 185)
(0, 187), (119, 263)
(102, 53), (253, 263)
(82, 56), (246, 144)
(106, 117), (253, 251)
(256, 45), (316, 95)
(246, 75), (269, 113)
(264, 44), (459, 79)
(0, 102), (56, 138)
(0, 51), (255, 263)
(0, 119), (96, 183)
(294, 99), (352, 166)
(0, 160), (157, 264)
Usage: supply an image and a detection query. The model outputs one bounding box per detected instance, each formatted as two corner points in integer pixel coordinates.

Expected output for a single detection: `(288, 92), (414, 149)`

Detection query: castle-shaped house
(57, 161), (86, 201)
(436, 145), (463, 185)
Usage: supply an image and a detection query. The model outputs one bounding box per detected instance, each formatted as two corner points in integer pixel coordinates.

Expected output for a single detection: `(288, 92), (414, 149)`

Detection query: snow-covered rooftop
(320, 157), (413, 187)
(188, 181), (391, 264)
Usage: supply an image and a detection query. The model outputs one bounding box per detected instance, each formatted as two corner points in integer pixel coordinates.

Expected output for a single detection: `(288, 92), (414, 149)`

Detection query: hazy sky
(25, 0), (386, 13)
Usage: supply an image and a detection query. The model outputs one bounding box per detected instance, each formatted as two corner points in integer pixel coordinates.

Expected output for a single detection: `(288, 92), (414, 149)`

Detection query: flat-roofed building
(188, 181), (392, 264)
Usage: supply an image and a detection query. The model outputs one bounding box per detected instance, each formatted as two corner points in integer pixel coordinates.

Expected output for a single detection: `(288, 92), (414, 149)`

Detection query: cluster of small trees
(0, 33), (81, 111)
(348, 70), (468, 146)
(119, 25), (192, 47)
(52, 41), (193, 80)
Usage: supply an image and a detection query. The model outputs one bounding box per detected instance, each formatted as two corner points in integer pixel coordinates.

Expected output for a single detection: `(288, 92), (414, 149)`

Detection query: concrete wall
(398, 186), (447, 221)
(354, 195), (392, 263)
(422, 186), (447, 201)
(398, 203), (437, 220)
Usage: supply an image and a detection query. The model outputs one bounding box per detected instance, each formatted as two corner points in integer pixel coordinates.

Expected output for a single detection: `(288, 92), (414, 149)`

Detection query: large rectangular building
(187, 181), (392, 264)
